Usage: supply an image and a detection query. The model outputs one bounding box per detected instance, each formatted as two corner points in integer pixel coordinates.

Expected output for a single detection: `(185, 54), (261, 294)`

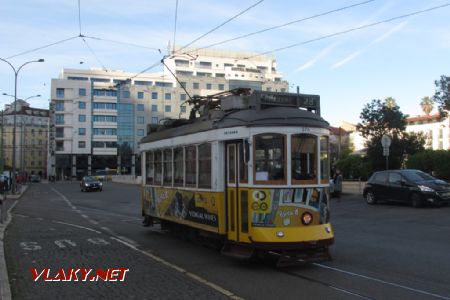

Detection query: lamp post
(0, 58), (44, 194)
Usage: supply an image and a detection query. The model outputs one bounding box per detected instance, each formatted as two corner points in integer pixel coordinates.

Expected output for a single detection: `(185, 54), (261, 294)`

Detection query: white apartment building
(49, 48), (289, 179)
(406, 113), (450, 150)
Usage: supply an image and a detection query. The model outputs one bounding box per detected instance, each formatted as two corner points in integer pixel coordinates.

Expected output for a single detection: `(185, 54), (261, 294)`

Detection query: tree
(420, 96), (434, 115)
(433, 75), (450, 116)
(357, 99), (425, 171)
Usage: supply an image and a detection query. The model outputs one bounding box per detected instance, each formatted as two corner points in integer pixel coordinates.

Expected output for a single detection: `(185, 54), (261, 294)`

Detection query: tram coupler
(142, 215), (153, 227)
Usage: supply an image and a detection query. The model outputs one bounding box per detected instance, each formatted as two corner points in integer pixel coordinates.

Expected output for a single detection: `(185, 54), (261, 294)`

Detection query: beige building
(1, 99), (49, 177)
(406, 113), (450, 150)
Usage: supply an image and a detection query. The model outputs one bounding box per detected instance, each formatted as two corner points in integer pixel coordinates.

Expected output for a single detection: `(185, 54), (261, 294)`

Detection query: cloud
(331, 21), (408, 70)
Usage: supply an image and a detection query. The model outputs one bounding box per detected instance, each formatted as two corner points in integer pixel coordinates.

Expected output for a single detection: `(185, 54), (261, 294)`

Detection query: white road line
(314, 263), (450, 300)
(110, 237), (242, 300)
(52, 221), (101, 234)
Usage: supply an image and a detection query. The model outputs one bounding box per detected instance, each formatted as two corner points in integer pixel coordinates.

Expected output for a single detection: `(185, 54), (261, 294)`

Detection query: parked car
(363, 169), (450, 207)
(80, 176), (103, 192)
(30, 175), (41, 183)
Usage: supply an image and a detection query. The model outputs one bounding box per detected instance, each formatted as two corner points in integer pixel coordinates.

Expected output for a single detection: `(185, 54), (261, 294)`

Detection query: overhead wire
(179, 0), (376, 56)
(173, 0), (179, 53)
(174, 0), (265, 55)
(78, 0), (82, 36)
(80, 37), (106, 70)
(82, 35), (161, 51)
(243, 2), (450, 59)
(6, 36), (80, 59)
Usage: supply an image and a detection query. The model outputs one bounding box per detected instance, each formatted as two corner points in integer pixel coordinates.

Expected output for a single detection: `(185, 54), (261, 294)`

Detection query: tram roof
(140, 106), (329, 144)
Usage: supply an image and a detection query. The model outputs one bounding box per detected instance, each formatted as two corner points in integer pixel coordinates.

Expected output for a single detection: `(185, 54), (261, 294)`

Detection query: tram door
(226, 142), (249, 243)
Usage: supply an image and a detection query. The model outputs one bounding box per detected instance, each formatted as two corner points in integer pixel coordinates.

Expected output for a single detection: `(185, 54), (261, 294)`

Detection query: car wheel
(411, 193), (423, 208)
(365, 191), (376, 205)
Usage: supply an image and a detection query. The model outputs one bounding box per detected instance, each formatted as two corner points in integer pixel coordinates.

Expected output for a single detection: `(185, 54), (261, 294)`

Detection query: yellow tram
(140, 89), (334, 266)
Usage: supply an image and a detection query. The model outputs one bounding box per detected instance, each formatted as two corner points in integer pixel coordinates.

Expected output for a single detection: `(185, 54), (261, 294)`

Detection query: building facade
(1, 99), (49, 177)
(49, 48), (289, 179)
(406, 113), (450, 150)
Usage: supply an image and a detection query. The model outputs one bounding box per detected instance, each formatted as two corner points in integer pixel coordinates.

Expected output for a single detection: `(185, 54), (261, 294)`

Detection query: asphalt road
(3, 181), (450, 300)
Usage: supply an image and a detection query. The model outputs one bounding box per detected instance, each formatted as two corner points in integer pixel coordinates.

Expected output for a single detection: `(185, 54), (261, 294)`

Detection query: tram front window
(292, 134), (317, 182)
(254, 134), (286, 183)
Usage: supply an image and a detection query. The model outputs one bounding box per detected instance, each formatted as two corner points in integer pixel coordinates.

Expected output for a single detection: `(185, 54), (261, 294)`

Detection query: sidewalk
(0, 185), (28, 300)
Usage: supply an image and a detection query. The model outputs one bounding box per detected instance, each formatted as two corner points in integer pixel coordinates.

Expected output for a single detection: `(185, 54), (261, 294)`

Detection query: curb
(0, 186), (27, 300)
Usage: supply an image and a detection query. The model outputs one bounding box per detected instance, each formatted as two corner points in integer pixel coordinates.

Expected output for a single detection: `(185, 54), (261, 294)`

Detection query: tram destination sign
(256, 91), (320, 111)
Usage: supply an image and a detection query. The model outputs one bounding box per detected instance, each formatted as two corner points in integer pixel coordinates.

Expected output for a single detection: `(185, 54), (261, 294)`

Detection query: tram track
(277, 262), (450, 300)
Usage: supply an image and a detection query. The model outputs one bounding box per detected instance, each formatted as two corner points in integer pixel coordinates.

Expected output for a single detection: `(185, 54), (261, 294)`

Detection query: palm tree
(420, 96), (434, 115)
(384, 97), (397, 109)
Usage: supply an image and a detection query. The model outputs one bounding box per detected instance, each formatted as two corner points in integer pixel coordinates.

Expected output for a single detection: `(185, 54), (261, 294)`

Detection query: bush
(407, 150), (450, 180)
(335, 155), (371, 180)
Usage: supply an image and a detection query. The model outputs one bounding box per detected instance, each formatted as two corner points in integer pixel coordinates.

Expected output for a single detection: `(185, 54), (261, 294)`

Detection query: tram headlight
(276, 231), (285, 238)
(301, 212), (313, 225)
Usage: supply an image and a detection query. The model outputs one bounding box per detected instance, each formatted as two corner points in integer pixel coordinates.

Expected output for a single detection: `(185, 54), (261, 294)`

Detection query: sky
(0, 0), (449, 126)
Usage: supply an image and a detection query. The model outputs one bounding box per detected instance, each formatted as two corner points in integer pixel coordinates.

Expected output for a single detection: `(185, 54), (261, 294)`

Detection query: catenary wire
(6, 36), (80, 59)
(173, 0), (179, 53)
(78, 0), (82, 36)
(83, 35), (161, 51)
(179, 0), (376, 56)
(175, 0), (264, 55)
(244, 2), (450, 59)
(81, 37), (106, 70)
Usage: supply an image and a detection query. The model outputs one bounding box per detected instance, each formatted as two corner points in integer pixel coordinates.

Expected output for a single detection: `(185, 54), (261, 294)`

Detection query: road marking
(54, 239), (77, 249)
(52, 221), (101, 234)
(314, 263), (450, 300)
(87, 238), (110, 245)
(110, 237), (242, 300)
(19, 242), (42, 251)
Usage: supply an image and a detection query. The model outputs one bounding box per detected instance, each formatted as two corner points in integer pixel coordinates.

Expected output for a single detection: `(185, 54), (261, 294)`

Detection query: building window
(55, 127), (64, 138)
(79, 141), (86, 148)
(137, 104), (144, 111)
(79, 128), (86, 135)
(137, 91), (144, 99)
(180, 94), (186, 101)
(180, 82), (186, 88)
(165, 105), (171, 113)
(180, 106), (186, 113)
(79, 88), (86, 96)
(165, 93), (171, 100)
(137, 129), (145, 136)
(206, 83), (212, 90)
(193, 82), (199, 89)
(93, 128), (117, 135)
(151, 92), (158, 100)
(56, 88), (64, 98)
(137, 116), (144, 124)
(55, 102), (64, 111)
(151, 117), (158, 124)
(151, 105), (158, 112)
(218, 84), (225, 90)
(78, 101), (86, 109)
(55, 114), (64, 125)
(79, 114), (86, 122)
(122, 91), (130, 98)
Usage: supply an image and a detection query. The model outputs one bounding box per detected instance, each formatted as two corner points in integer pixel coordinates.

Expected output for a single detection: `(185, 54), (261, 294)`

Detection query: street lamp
(0, 58), (44, 194)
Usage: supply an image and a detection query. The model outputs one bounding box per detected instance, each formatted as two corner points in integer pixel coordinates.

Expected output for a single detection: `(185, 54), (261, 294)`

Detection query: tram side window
(320, 136), (330, 182)
(173, 148), (184, 186)
(254, 134), (286, 183)
(146, 151), (153, 185)
(292, 134), (317, 182)
(185, 145), (197, 187)
(238, 143), (248, 183)
(163, 149), (173, 186)
(198, 143), (211, 188)
(154, 151), (162, 185)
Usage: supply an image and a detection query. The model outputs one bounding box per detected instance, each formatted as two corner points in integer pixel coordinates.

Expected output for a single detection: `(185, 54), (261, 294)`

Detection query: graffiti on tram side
(142, 187), (220, 227)
(251, 187), (329, 227)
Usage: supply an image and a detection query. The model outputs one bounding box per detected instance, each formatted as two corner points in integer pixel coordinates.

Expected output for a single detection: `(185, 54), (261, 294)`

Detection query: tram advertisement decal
(251, 187), (329, 227)
(143, 187), (220, 227)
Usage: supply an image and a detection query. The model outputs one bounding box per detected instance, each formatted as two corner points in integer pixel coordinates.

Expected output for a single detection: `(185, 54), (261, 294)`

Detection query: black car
(363, 169), (450, 207)
(80, 176), (103, 192)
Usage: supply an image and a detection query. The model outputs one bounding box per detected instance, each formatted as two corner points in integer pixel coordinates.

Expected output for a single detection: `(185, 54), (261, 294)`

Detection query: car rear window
(372, 172), (388, 183)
